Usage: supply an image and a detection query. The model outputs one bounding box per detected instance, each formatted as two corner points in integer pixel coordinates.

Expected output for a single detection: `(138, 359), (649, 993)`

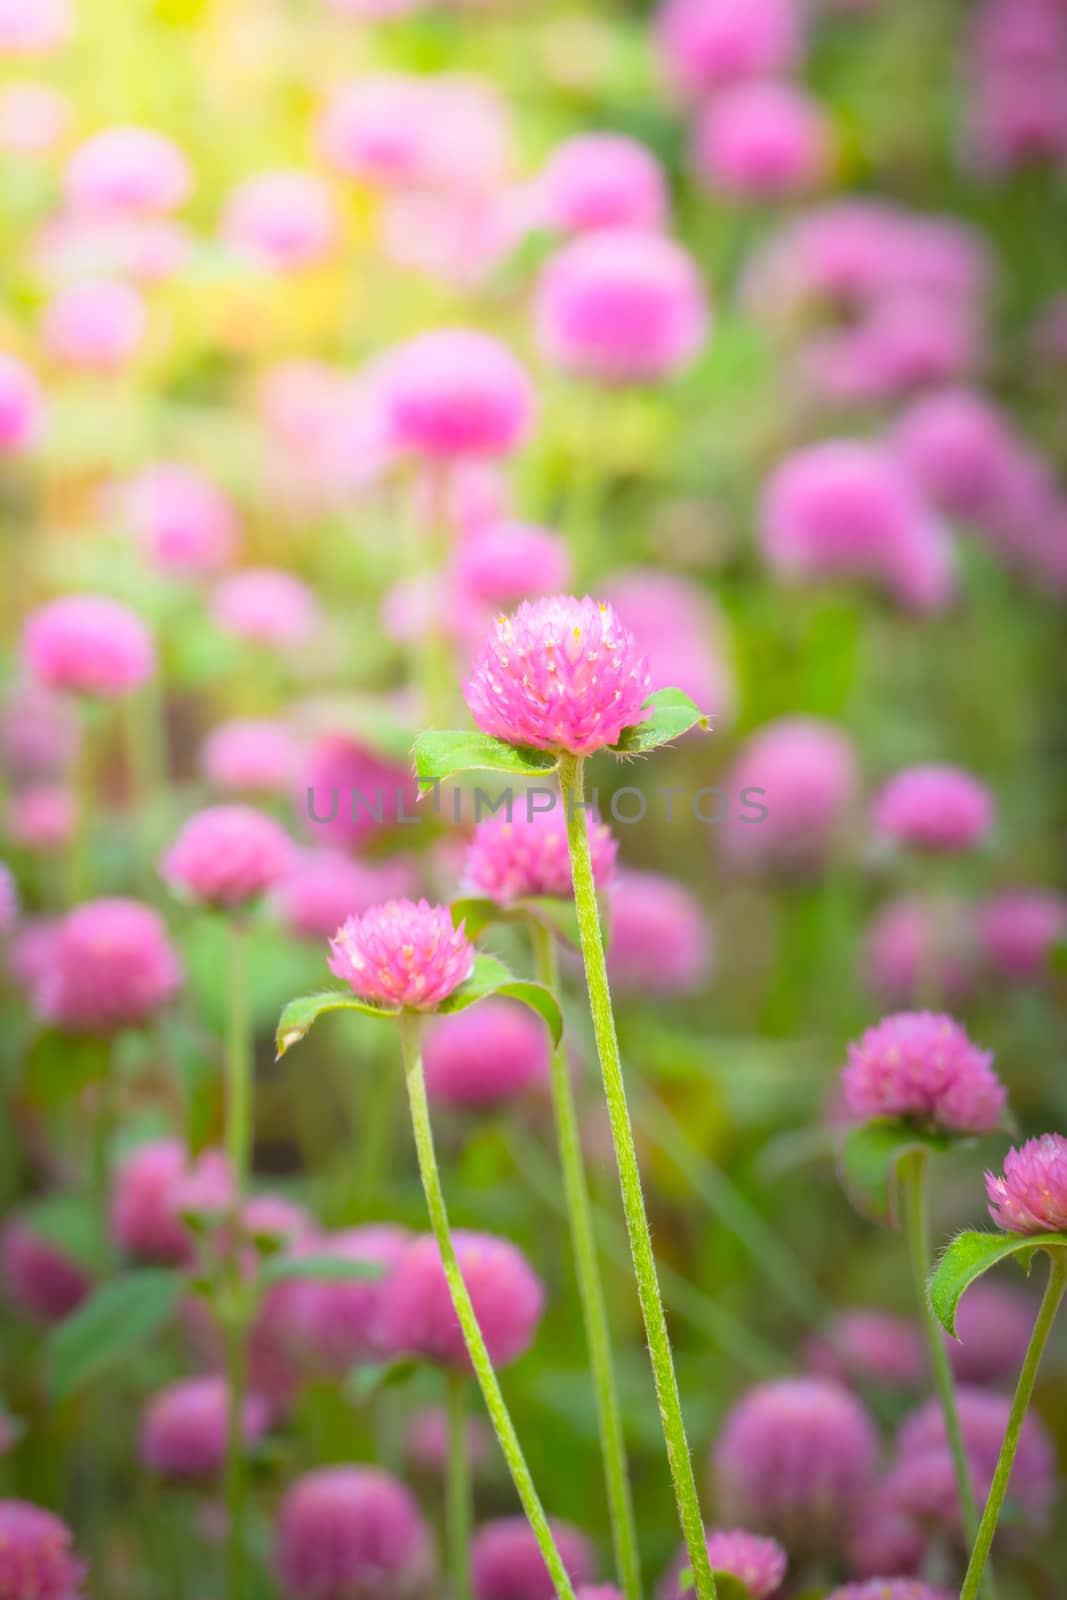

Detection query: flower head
(42, 279), (146, 372)
(424, 999), (549, 1108)
(404, 1406), (493, 1478)
(658, 1529), (787, 1599)
(33, 898), (181, 1032)
(274, 1467), (433, 1600)
(986, 1134), (1067, 1234)
(608, 869), (713, 995)
(843, 1012), (1005, 1134)
(0, 1500), (86, 1600)
(655, 0), (804, 98)
(863, 895), (975, 1008)
(694, 83), (830, 200)
(270, 1224), (408, 1373)
(538, 133), (668, 234)
(463, 807), (617, 904)
(603, 570), (735, 728)
(804, 1310), (925, 1390)
(276, 850), (418, 942)
(124, 464), (237, 577)
(139, 1377), (268, 1478)
(383, 329), (534, 462)
(301, 734), (418, 850)
(0, 352), (43, 455)
(23, 595), (154, 697)
(471, 1517), (596, 1600)
(721, 715), (858, 876)
(454, 521), (573, 608)
(201, 718), (296, 795)
(65, 125), (192, 216)
(110, 1139), (196, 1264)
(464, 596), (652, 755)
(977, 889), (1067, 982)
(873, 765), (995, 854)
(947, 1280), (1034, 1385)
(0, 1221), (90, 1324)
(222, 169), (338, 273)
(162, 805), (293, 910)
(328, 898), (473, 1011)
(212, 568), (319, 649)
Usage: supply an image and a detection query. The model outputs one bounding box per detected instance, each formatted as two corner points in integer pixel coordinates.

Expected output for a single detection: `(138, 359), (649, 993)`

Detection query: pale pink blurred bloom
(947, 1280), (1034, 1385)
(383, 328), (535, 461)
(843, 1011), (1005, 1134)
(658, 1529), (787, 1599)
(328, 898), (473, 1010)
(169, 1150), (235, 1228)
(471, 1517), (596, 1600)
(1, 1220), (90, 1323)
(0, 0), (73, 55)
(0, 81), (70, 156)
(140, 1377), (268, 1478)
(0, 684), (79, 780)
(454, 521), (573, 608)
(379, 186), (526, 292)
(319, 73), (512, 194)
(41, 278), (147, 372)
(801, 294), (982, 404)
(269, 1224), (407, 1373)
(535, 229), (709, 385)
(444, 462), (512, 538)
(603, 569), (735, 727)
(890, 387), (1031, 524)
(34, 898), (182, 1031)
(256, 360), (346, 452)
(241, 1194), (312, 1249)
(0, 1501), (86, 1600)
(323, 0), (426, 14)
(66, 126), (192, 216)
(0, 352), (44, 455)
(274, 1467), (434, 1600)
(162, 805), (293, 909)
(201, 719), (297, 795)
(863, 895), (975, 1007)
(253, 362), (357, 518)
(212, 568), (319, 649)
(537, 133), (668, 234)
(301, 734), (418, 850)
(655, 0), (804, 98)
(31, 212), (193, 287)
(5, 918), (59, 992)
(424, 999), (550, 1108)
(276, 848), (419, 942)
(977, 889), (1067, 981)
(844, 1492), (926, 1581)
(111, 1139), (198, 1264)
(721, 716), (857, 876)
(124, 464), (238, 577)
(804, 1310), (925, 1389)
(986, 1134), (1067, 1234)
(872, 764), (995, 854)
(608, 868), (713, 996)
(381, 573), (458, 648)
(970, 0), (1067, 71)
(404, 1405), (493, 1476)
(463, 807), (617, 905)
(324, 375), (398, 494)
(222, 170), (339, 273)
(23, 594), (154, 698)
(6, 785), (76, 850)
(694, 82), (832, 200)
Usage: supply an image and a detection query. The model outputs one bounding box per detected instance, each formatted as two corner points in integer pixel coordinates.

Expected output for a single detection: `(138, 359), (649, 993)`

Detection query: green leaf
(275, 991), (398, 1057)
(437, 954), (563, 1045)
(677, 1571), (749, 1600)
(929, 1230), (1067, 1337)
(259, 1254), (387, 1287)
(839, 1120), (953, 1225)
(18, 1193), (98, 1271)
(451, 894), (582, 950)
(412, 730), (558, 788)
(23, 1031), (110, 1109)
(612, 687), (709, 754)
(46, 1270), (186, 1402)
(345, 1358), (419, 1402)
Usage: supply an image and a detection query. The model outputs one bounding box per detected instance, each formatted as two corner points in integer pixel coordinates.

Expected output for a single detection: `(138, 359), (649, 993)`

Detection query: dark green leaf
(929, 1230), (1067, 1337)
(612, 687), (709, 754)
(437, 955), (563, 1045)
(345, 1358), (419, 1402)
(839, 1120), (953, 1225)
(46, 1270), (186, 1402)
(275, 991), (397, 1057)
(412, 730), (558, 788)
(259, 1254), (387, 1287)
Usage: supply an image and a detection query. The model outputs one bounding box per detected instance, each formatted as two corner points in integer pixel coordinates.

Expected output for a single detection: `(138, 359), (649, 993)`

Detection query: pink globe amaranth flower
(602, 569), (735, 728)
(873, 765), (995, 855)
(608, 869), (713, 996)
(6, 786), (76, 851)
(977, 890), (1067, 982)
(947, 1279), (1034, 1385)
(424, 999), (549, 1109)
(274, 1466), (434, 1600)
(316, 73), (439, 188)
(301, 735), (418, 851)
(890, 387), (1031, 525)
(212, 568), (320, 649)
(166, 1149), (234, 1230)
(826, 1584), (955, 1600)
(843, 1012), (1005, 1135)
(0, 0), (72, 55)
(162, 804), (293, 910)
(379, 184), (527, 295)
(201, 718), (296, 796)
(123, 464), (237, 577)
(0, 863), (17, 936)
(721, 716), (858, 876)
(34, 898), (181, 1032)
(658, 1530), (786, 1599)
(110, 1139), (197, 1264)
(270, 1224), (408, 1373)
(0, 82), (71, 156)
(760, 441), (955, 614)
(376, 1230), (544, 1371)
(463, 806), (617, 904)
(275, 850), (417, 942)
(241, 1194), (313, 1250)
(863, 895), (975, 1008)
(844, 1492), (926, 1581)
(0, 1222), (89, 1324)
(42, 278), (147, 372)
(6, 918), (59, 993)
(471, 1517), (596, 1600)
(0, 1500), (86, 1600)
(22, 594), (154, 698)
(535, 229), (709, 385)
(66, 126), (192, 216)
(464, 596), (653, 755)
(712, 1378), (879, 1556)
(404, 1405), (493, 1477)
(694, 82), (831, 201)
(0, 684), (79, 781)
(383, 328), (534, 461)
(328, 898), (473, 1011)
(801, 293), (982, 406)
(222, 170), (339, 273)
(804, 1310), (925, 1390)
(453, 522), (573, 608)
(139, 1376), (268, 1478)
(0, 352), (43, 455)
(537, 133), (668, 234)
(986, 1133), (1067, 1234)
(655, 0), (803, 98)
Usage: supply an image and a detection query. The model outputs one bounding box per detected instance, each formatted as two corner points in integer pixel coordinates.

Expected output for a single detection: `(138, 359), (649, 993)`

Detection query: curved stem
(961, 1249), (1067, 1600)
(396, 1011), (576, 1600)
(446, 1372), (473, 1600)
(529, 918), (643, 1600)
(558, 753), (716, 1600)
(223, 921), (252, 1600)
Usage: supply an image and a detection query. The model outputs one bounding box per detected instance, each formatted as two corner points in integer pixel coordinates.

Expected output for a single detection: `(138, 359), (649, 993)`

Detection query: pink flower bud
(424, 999), (549, 1108)
(162, 805), (293, 910)
(34, 898), (181, 1032)
(140, 1376), (268, 1478)
(274, 1467), (434, 1599)
(66, 126), (192, 216)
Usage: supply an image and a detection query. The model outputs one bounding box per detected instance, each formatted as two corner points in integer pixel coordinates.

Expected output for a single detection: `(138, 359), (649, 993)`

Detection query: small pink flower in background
(655, 0), (803, 98)
(165, 1150), (234, 1232)
(139, 1377), (268, 1478)
(470, 1516), (596, 1600)
(844, 1492), (926, 1582)
(463, 806), (617, 905)
(424, 999), (550, 1109)
(123, 464), (238, 577)
(0, 351), (44, 454)
(269, 1224), (407, 1374)
(0, 863), (17, 936)
(300, 734), (418, 850)
(804, 1310), (925, 1390)
(986, 1134), (1067, 1234)
(162, 805), (293, 910)
(6, 786), (76, 851)
(328, 898), (473, 1010)
(110, 1139), (198, 1265)
(221, 170), (339, 273)
(0, 1500), (86, 1600)
(801, 293), (982, 406)
(977, 889), (1067, 982)
(275, 850), (418, 942)
(404, 1404), (493, 1477)
(65, 125), (192, 216)
(0, 685), (79, 781)
(658, 1528), (787, 1599)
(274, 1466), (434, 1600)
(693, 83), (831, 200)
(890, 386), (1033, 525)
(535, 229), (708, 385)
(0, 0), (73, 55)
(721, 715), (858, 876)
(376, 1230), (544, 1370)
(464, 596), (652, 754)
(842, 1012), (1005, 1134)
(826, 1583), (955, 1600)
(200, 718), (296, 796)
(383, 328), (535, 461)
(454, 522), (573, 608)
(0, 81), (70, 157)
(34, 898), (181, 1032)
(22, 594), (154, 698)
(603, 569), (735, 728)
(41, 278), (147, 372)
(5, 919), (59, 994)
(608, 869), (713, 996)
(863, 895), (975, 1007)
(317, 73), (439, 189)
(0, 1221), (90, 1323)
(212, 568), (320, 649)
(947, 1280), (1034, 1385)
(537, 133), (668, 234)
(873, 764), (995, 854)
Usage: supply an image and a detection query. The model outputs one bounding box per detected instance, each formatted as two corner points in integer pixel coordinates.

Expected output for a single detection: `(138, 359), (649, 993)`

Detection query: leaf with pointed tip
(839, 1120), (954, 1225)
(929, 1229), (1067, 1337)
(259, 1254), (387, 1287)
(437, 953), (563, 1045)
(275, 991), (398, 1057)
(412, 730), (558, 789)
(612, 687), (709, 755)
(46, 1270), (186, 1402)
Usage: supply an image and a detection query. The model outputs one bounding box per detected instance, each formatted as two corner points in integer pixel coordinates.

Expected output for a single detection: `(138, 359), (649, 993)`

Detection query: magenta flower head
(316, 72), (436, 188)
(471, 1517), (596, 1600)
(826, 1585), (954, 1600)
(986, 1134), (1067, 1234)
(0, 1220), (90, 1324)
(124, 463), (237, 578)
(658, 1529), (787, 1599)
(863, 895), (975, 1008)
(535, 230), (708, 385)
(712, 1378), (879, 1555)
(453, 521), (573, 608)
(843, 1012), (1005, 1135)
(42, 279), (146, 372)
(110, 1138), (195, 1264)
(463, 806), (617, 904)
(275, 1224), (408, 1373)
(693, 83), (831, 201)
(275, 851), (417, 942)
(873, 765), (995, 854)
(274, 1466), (434, 1600)
(328, 899), (473, 1011)
(201, 718), (296, 796)
(464, 596), (652, 755)
(212, 567), (319, 649)
(0, 351), (43, 455)
(978, 890), (1067, 982)
(538, 133), (668, 234)
(890, 387), (1026, 525)
(222, 169), (339, 273)
(302, 733), (418, 851)
(0, 1500), (86, 1599)
(376, 1230), (544, 1370)
(34, 898), (181, 1032)
(721, 715), (858, 876)
(7, 786), (76, 852)
(22, 594), (154, 698)
(139, 1376), (268, 1478)
(66, 126), (192, 217)
(162, 805), (293, 911)
(424, 999), (550, 1109)
(383, 328), (535, 461)
(804, 1310), (925, 1391)
(947, 1280), (1034, 1385)
(655, 0), (803, 98)
(608, 868), (713, 996)
(404, 1406), (493, 1478)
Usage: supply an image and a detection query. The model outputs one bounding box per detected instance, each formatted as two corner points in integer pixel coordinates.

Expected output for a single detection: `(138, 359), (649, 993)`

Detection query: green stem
(529, 919), (643, 1600)
(558, 753), (716, 1600)
(223, 921), (252, 1600)
(960, 1250), (1067, 1600)
(446, 1372), (473, 1600)
(124, 673), (168, 897)
(396, 1010), (576, 1600)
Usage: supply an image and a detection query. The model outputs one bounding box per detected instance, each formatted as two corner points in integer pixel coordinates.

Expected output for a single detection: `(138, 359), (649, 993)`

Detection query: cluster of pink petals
(843, 1011), (1005, 1134)
(275, 850), (418, 941)
(382, 328), (535, 460)
(0, 1499), (86, 1600)
(655, 0), (804, 99)
(948, 1280), (1034, 1385)
(977, 889), (1067, 981)
(377, 1230), (544, 1371)
(123, 463), (237, 577)
(463, 805), (616, 904)
(200, 718), (297, 795)
(34, 897), (182, 1032)
(139, 1376), (268, 1478)
(273, 1224), (408, 1373)
(464, 596), (653, 755)
(804, 1310), (926, 1391)
(986, 1133), (1067, 1234)
(693, 83), (831, 201)
(722, 715), (858, 876)
(328, 898), (474, 1010)
(65, 125), (192, 216)
(863, 894), (975, 1008)
(537, 133), (668, 234)
(964, 0), (1067, 174)
(274, 1466), (434, 1600)
(0, 1219), (90, 1323)
(424, 998), (550, 1108)
(222, 169), (339, 273)
(212, 568), (320, 649)
(873, 764), (995, 854)
(658, 1528), (787, 1599)
(41, 278), (147, 372)
(608, 868), (713, 996)
(23, 594), (154, 698)
(110, 1139), (232, 1264)
(470, 1517), (596, 1600)
(162, 804), (293, 909)
(301, 734), (418, 850)
(603, 570), (734, 728)
(0, 351), (43, 454)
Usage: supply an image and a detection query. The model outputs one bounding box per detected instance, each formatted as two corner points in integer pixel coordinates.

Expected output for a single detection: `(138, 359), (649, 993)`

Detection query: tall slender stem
(529, 918), (643, 1600)
(960, 1251), (1067, 1600)
(446, 1372), (473, 1600)
(558, 753), (716, 1600)
(395, 1010), (576, 1600)
(223, 921), (252, 1600)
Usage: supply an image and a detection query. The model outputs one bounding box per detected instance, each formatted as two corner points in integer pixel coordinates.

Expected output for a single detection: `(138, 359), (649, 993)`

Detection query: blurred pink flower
(977, 889), (1067, 981)
(212, 568), (320, 649)
(1, 1221), (90, 1323)
(863, 895), (975, 1007)
(0, 0), (73, 55)
(658, 1529), (787, 1599)
(274, 1467), (434, 1600)
(471, 1517), (596, 1600)
(0, 82), (71, 156)
(328, 898), (474, 1010)
(843, 1011), (1005, 1133)
(269, 1224), (408, 1373)
(0, 685), (79, 780)
(804, 1309), (925, 1390)
(383, 328), (535, 460)
(0, 1500), (86, 1599)
(124, 464), (237, 577)
(140, 1377), (268, 1478)
(453, 521), (573, 608)
(222, 170), (339, 273)
(721, 716), (858, 876)
(602, 569), (734, 727)
(301, 733), (419, 850)
(34, 898), (181, 1031)
(873, 764), (995, 854)
(201, 718), (296, 795)
(404, 1404), (493, 1476)
(5, 785), (76, 850)
(463, 807), (617, 904)
(655, 0), (803, 98)
(22, 593), (154, 697)
(275, 849), (417, 942)
(0, 351), (44, 454)
(694, 83), (831, 200)
(827, 1584), (953, 1600)
(66, 125), (192, 216)
(162, 805), (293, 909)
(111, 1138), (201, 1265)
(608, 868), (713, 996)
(538, 133), (668, 234)
(947, 1280), (1034, 1385)
(41, 278), (147, 371)
(424, 999), (550, 1108)
(987, 1134), (1067, 1234)
(0, 863), (16, 936)
(377, 1230), (544, 1371)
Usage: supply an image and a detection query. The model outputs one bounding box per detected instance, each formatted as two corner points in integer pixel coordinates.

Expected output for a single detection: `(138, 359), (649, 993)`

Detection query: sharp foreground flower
(986, 1133), (1067, 1234)
(328, 898), (474, 1010)
(842, 1011), (1006, 1134)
